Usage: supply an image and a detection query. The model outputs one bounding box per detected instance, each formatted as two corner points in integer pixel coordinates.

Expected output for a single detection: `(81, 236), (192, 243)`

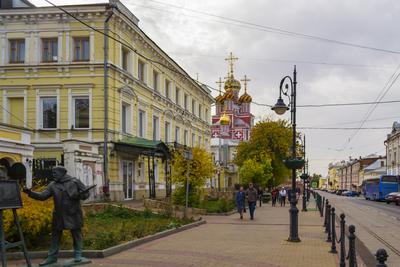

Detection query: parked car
(385, 192), (400, 205)
(336, 189), (346, 196)
(342, 191), (360, 197)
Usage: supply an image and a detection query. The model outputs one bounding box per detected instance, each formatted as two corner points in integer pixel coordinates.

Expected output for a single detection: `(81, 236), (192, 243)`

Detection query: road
(318, 191), (400, 267)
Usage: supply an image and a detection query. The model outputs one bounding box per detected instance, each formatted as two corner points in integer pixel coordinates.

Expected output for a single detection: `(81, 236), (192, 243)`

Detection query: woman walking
(236, 186), (246, 219)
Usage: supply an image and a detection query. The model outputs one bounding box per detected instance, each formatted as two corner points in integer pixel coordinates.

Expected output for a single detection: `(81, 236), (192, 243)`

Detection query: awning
(113, 137), (171, 160)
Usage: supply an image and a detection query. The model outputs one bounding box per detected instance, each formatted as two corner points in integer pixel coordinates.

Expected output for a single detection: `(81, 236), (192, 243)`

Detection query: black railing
(315, 191), (389, 267)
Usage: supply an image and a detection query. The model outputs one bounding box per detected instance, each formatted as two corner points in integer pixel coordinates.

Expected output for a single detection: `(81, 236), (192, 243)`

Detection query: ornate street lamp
(300, 135), (309, 212)
(271, 65), (303, 242)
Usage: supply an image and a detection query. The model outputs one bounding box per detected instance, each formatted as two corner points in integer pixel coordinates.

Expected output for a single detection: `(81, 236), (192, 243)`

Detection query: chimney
(0, 0), (13, 9)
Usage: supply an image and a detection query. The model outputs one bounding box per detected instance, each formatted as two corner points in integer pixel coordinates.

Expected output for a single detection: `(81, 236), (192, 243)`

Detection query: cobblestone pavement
(319, 191), (400, 267)
(10, 200), (338, 267)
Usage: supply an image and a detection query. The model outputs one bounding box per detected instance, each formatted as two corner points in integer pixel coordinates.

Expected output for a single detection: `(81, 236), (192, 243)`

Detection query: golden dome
(222, 90), (234, 101)
(215, 94), (224, 104)
(219, 112), (230, 125)
(224, 74), (241, 91)
(239, 92), (252, 103)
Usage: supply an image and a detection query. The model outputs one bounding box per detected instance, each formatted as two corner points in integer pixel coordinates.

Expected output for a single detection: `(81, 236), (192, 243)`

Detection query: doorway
(122, 160), (134, 199)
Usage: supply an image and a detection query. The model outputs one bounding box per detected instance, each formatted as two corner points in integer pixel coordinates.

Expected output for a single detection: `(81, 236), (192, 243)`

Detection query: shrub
(172, 186), (200, 207)
(198, 198), (235, 213)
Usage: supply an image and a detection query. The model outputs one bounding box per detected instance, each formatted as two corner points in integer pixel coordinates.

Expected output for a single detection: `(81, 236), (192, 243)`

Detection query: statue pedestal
(29, 258), (92, 267)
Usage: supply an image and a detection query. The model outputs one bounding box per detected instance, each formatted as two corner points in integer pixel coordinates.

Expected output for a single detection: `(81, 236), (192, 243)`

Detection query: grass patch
(198, 199), (235, 213)
(18, 205), (193, 251)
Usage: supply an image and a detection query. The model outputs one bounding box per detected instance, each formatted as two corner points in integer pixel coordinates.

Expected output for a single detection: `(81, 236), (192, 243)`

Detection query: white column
(65, 31), (70, 62)
(0, 33), (6, 66)
(25, 32), (30, 65)
(33, 32), (39, 64)
(58, 32), (63, 63)
(90, 30), (94, 62)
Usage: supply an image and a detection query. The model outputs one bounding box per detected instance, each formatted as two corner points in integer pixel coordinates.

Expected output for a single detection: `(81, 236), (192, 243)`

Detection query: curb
(6, 220), (206, 260)
(206, 210), (236, 216)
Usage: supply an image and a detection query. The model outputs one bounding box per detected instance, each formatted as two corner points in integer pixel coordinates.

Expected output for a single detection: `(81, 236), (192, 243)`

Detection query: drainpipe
(384, 140), (388, 175)
(103, 5), (115, 199)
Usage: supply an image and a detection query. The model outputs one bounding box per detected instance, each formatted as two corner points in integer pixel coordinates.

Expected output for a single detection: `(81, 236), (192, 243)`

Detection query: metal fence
(314, 191), (389, 267)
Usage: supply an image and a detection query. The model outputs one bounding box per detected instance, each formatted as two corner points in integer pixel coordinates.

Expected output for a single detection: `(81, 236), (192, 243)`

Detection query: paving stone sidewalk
(10, 199), (340, 267)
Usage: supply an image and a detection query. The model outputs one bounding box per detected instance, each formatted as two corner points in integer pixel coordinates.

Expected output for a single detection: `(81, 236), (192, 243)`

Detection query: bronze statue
(23, 166), (91, 266)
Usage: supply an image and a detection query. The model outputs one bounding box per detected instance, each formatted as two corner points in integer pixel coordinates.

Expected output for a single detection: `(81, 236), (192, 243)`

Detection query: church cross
(225, 52), (238, 75)
(241, 75), (251, 92)
(216, 77), (223, 95)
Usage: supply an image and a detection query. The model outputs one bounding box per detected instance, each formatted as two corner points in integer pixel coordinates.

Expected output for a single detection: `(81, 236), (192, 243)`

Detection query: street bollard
(326, 204), (332, 241)
(330, 207), (337, 253)
(348, 225), (357, 267)
(321, 196), (325, 217)
(324, 199), (329, 228)
(339, 213), (346, 267)
(375, 248), (388, 267)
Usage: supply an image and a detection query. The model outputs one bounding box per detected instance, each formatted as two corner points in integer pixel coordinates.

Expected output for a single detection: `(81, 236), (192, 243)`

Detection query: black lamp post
(271, 65), (303, 242)
(300, 135), (309, 212)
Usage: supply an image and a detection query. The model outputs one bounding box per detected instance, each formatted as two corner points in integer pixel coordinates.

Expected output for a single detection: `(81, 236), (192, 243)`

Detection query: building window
(122, 47), (129, 71)
(175, 87), (180, 105)
(165, 79), (171, 99)
(165, 121), (171, 143)
(198, 104), (202, 119)
(192, 133), (195, 147)
(153, 70), (159, 91)
(184, 94), (188, 110)
(73, 97), (90, 129)
(40, 97), (57, 129)
(138, 59), (146, 83)
(154, 162), (159, 183)
(192, 99), (196, 114)
(153, 116), (159, 141)
(198, 136), (202, 146)
(138, 161), (145, 182)
(121, 102), (131, 134)
(73, 37), (90, 61)
(184, 130), (188, 146)
(42, 38), (58, 62)
(138, 110), (146, 138)
(9, 39), (25, 63)
(205, 108), (209, 121)
(175, 126), (180, 143)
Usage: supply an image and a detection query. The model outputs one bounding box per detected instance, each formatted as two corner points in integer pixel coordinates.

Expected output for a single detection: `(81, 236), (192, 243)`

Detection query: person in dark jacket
(246, 183), (258, 220)
(235, 186), (245, 219)
(258, 186), (263, 207)
(24, 166), (90, 266)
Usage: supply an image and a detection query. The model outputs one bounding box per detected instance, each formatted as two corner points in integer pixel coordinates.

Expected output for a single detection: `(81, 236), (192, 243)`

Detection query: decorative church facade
(210, 53), (254, 190)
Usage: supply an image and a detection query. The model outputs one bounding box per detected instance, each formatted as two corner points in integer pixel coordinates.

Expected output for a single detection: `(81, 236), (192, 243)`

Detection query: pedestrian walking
(246, 183), (258, 220)
(279, 187), (287, 207)
(258, 186), (263, 207)
(271, 188), (278, 207)
(235, 186), (246, 219)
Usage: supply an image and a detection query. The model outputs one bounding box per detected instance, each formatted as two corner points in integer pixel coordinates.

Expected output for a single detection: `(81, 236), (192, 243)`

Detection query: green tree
(239, 156), (273, 187)
(171, 147), (214, 206)
(235, 119), (292, 186)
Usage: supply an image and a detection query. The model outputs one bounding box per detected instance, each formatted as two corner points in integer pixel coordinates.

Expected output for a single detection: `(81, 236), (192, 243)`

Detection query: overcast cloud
(32, 0), (400, 176)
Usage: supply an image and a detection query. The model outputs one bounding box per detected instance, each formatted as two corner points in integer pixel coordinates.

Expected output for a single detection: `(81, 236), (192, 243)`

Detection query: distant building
(386, 122), (400, 175)
(361, 157), (386, 182)
(327, 162), (341, 190)
(210, 53), (254, 190)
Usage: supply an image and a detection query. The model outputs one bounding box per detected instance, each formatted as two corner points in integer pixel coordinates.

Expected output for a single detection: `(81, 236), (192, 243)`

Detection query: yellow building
(0, 123), (34, 186)
(0, 0), (213, 201)
(327, 162), (340, 190)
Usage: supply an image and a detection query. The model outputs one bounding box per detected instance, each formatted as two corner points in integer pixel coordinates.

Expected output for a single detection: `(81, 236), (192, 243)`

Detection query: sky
(31, 0), (400, 176)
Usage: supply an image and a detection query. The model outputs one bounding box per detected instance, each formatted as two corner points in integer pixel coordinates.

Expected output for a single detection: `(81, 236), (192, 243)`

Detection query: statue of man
(23, 166), (90, 266)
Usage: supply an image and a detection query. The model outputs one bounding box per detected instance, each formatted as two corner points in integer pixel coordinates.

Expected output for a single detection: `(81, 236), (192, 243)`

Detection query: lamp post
(271, 65), (303, 242)
(183, 149), (193, 218)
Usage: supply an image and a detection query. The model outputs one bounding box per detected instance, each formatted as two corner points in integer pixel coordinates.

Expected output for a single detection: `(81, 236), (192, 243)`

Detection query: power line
(134, 0), (400, 55)
(299, 127), (391, 130)
(297, 99), (400, 107)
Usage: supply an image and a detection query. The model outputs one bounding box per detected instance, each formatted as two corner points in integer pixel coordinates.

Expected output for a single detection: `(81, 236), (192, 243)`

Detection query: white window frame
(71, 95), (91, 129)
(154, 161), (159, 183)
(138, 59), (147, 83)
(121, 46), (131, 72)
(152, 115), (160, 141)
(121, 101), (132, 134)
(138, 109), (146, 138)
(165, 79), (171, 99)
(184, 130), (188, 146)
(164, 121), (171, 143)
(175, 87), (180, 106)
(184, 93), (188, 110)
(39, 96), (58, 130)
(137, 161), (145, 183)
(192, 133), (195, 147)
(175, 126), (180, 143)
(153, 70), (159, 91)
(121, 160), (134, 200)
(192, 99), (196, 114)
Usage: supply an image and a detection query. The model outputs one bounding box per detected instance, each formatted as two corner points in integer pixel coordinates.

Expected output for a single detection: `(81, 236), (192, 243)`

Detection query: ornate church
(209, 53), (254, 190)
(211, 53), (254, 141)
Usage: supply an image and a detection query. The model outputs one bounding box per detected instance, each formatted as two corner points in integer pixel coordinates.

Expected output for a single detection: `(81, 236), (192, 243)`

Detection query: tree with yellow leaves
(171, 147), (214, 206)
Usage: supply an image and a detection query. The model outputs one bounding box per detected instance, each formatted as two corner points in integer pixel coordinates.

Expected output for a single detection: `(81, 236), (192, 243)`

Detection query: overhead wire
(133, 0), (400, 55)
